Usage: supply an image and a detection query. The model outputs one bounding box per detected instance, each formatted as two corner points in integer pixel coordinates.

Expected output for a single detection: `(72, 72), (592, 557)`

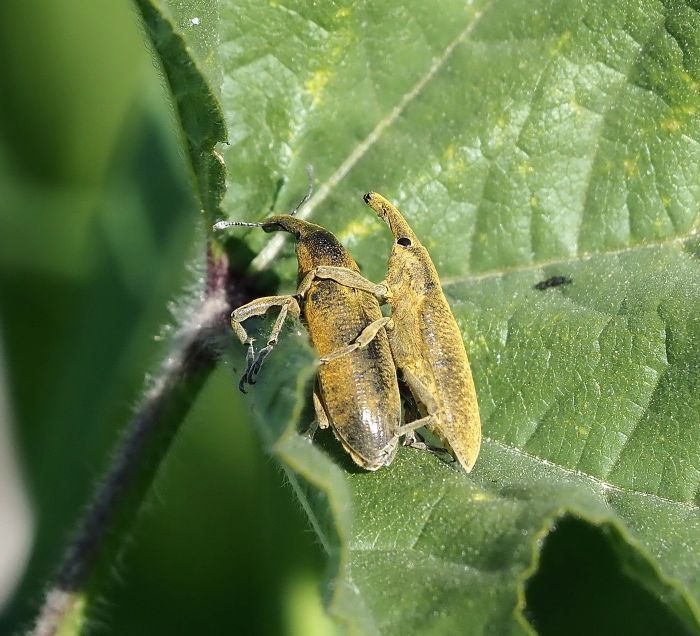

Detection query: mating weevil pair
(214, 190), (481, 472)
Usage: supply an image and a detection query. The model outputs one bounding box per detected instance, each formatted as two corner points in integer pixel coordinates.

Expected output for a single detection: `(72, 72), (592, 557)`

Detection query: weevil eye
(397, 237), (412, 247)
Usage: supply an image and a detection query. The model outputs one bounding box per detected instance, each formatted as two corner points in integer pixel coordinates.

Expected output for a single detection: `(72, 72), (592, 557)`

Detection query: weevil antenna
(212, 165), (313, 231)
(212, 220), (265, 230)
(289, 164), (314, 216)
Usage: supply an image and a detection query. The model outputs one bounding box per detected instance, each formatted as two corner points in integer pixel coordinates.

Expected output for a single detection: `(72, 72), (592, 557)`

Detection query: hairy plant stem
(29, 250), (247, 636)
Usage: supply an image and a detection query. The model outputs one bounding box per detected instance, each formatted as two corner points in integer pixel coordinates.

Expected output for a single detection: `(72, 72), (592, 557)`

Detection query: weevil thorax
(294, 225), (359, 277)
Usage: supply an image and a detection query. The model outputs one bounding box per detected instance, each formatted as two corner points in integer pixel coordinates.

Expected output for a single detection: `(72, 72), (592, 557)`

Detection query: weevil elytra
(304, 193), (482, 472)
(214, 193), (422, 471)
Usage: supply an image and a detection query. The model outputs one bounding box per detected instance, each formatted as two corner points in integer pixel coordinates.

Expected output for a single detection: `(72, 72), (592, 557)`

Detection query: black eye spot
(262, 222), (283, 234)
(397, 237), (412, 247)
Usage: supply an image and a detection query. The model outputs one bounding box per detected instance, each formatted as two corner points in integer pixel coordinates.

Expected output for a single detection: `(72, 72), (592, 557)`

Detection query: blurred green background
(0, 1), (330, 634)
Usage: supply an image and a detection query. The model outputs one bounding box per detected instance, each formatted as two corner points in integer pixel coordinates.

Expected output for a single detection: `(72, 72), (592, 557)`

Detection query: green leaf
(144, 0), (700, 633)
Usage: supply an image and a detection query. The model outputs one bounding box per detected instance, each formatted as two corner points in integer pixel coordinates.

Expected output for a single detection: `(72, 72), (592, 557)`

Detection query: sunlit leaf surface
(144, 0), (700, 632)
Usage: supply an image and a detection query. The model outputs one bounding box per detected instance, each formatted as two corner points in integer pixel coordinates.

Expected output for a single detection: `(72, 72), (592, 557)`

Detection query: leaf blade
(155, 0), (700, 632)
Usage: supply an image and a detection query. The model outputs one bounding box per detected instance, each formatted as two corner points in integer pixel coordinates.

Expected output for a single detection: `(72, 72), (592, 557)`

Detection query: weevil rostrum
(304, 193), (482, 472)
(214, 194), (428, 471)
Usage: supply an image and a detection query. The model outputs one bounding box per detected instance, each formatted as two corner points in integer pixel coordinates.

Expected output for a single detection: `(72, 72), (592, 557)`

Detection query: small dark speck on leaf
(534, 276), (572, 291)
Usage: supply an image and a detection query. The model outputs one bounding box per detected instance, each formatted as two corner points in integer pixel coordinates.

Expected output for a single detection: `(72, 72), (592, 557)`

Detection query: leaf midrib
(441, 230), (699, 287)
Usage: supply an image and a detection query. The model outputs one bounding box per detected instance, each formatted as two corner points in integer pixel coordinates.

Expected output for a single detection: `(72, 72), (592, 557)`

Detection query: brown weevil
(214, 190), (422, 471)
(303, 192), (482, 472)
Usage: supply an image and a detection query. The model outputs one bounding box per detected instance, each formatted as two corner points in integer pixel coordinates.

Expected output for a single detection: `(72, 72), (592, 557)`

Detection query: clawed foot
(238, 339), (256, 393)
(404, 431), (455, 464)
(238, 341), (276, 392)
(248, 343), (274, 383)
(303, 420), (319, 442)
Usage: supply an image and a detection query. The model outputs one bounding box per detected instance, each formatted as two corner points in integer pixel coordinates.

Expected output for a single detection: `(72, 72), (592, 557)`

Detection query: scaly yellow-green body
(294, 220), (401, 469)
(364, 193), (481, 471)
(225, 214), (402, 471)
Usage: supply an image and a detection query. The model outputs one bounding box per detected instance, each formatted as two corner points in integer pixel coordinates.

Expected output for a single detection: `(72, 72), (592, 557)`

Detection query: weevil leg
(304, 419), (319, 441)
(248, 298), (299, 383)
(230, 319), (256, 393)
(298, 266), (391, 302)
(394, 367), (440, 435)
(305, 384), (330, 441)
(238, 341), (255, 393)
(397, 368), (457, 462)
(403, 430), (421, 447)
(296, 270), (316, 298)
(396, 413), (435, 437)
(319, 317), (392, 363)
(230, 295), (301, 390)
(403, 430), (455, 464)
(400, 367), (439, 414)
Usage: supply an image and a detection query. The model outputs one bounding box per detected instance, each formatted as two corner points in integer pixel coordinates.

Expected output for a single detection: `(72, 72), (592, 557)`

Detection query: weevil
(302, 192), (482, 472)
(214, 192), (424, 471)
(534, 275), (572, 290)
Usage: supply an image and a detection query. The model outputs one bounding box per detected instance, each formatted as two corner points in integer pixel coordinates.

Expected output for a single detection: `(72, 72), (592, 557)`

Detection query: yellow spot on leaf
(442, 144), (467, 174)
(335, 7), (350, 18)
(550, 30), (571, 56)
(662, 118), (681, 133)
(305, 69), (332, 105)
(623, 158), (637, 177)
(569, 96), (582, 116)
(337, 220), (372, 242)
(678, 70), (698, 90)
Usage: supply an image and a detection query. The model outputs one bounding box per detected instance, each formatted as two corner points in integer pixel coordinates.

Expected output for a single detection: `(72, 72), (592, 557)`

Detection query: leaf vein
(486, 436), (700, 512)
(250, 1), (494, 272)
(442, 230), (699, 287)
(410, 491), (446, 550)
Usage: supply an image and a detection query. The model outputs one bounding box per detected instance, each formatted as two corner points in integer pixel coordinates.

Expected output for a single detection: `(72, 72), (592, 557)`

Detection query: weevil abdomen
(413, 294), (480, 468)
(302, 250), (401, 471)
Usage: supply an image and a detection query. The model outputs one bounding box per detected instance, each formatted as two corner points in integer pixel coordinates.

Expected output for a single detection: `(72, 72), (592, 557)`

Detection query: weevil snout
(363, 192), (420, 247)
